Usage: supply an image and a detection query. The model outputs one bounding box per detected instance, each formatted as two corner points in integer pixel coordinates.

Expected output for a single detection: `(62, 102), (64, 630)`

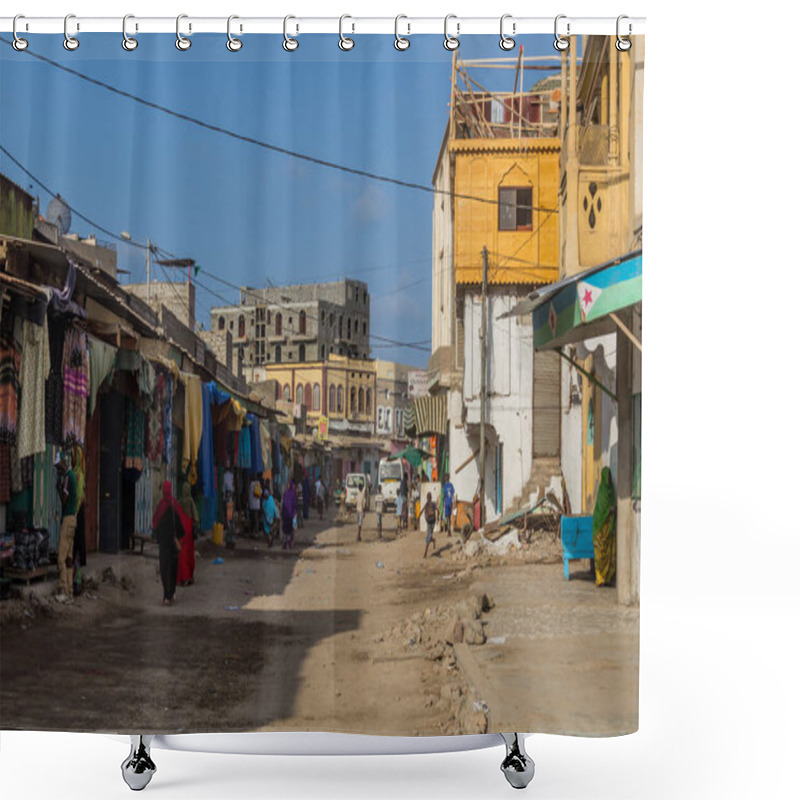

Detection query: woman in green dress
(593, 467), (617, 587)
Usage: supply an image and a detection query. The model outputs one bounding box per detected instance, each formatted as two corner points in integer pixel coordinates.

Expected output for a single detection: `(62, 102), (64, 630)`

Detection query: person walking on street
(356, 482), (366, 542)
(177, 482), (198, 587)
(248, 476), (262, 535)
(281, 479), (298, 550)
(55, 452), (78, 603)
(400, 474), (409, 530)
(421, 491), (439, 559)
(262, 483), (279, 547)
(152, 480), (185, 606)
(442, 473), (456, 536)
(375, 484), (384, 539)
(315, 475), (325, 520)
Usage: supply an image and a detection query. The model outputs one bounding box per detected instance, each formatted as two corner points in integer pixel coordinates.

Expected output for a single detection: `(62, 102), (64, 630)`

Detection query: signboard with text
(407, 370), (428, 399)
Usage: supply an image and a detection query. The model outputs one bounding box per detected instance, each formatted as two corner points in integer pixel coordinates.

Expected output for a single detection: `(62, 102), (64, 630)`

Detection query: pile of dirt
(375, 591), (496, 734)
(448, 530), (562, 566)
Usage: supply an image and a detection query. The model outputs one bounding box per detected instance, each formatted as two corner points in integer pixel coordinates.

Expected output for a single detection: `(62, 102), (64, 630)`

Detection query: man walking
(55, 452), (78, 603)
(356, 482), (366, 542)
(442, 473), (456, 536)
(375, 484), (384, 539)
(421, 491), (439, 559)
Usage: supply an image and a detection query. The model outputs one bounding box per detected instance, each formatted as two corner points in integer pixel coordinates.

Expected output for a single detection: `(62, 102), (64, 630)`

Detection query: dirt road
(0, 507), (638, 736)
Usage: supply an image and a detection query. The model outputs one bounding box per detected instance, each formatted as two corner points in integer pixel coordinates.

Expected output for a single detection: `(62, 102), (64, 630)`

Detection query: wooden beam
(610, 312), (642, 353)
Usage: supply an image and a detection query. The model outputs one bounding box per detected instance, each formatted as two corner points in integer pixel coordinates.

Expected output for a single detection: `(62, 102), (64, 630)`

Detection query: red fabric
(152, 480), (179, 531)
(176, 508), (195, 583)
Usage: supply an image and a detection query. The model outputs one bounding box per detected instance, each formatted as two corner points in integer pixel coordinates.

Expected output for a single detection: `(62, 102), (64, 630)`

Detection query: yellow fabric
(182, 373), (203, 470)
(72, 446), (85, 510)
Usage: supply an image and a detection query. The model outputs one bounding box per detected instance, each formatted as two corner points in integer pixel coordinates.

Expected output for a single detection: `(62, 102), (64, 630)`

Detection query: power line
(0, 38), (558, 216)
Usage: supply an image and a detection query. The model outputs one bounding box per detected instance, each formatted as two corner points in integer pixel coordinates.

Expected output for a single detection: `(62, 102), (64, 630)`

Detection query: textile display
(0, 28), (643, 755)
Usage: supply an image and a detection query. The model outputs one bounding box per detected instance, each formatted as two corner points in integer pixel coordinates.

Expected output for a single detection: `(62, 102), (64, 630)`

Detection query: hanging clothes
(182, 373), (203, 471)
(32, 445), (54, 531)
(87, 335), (117, 416)
(0, 444), (11, 503)
(237, 422), (252, 470)
(147, 373), (165, 461)
(162, 373), (174, 467)
(44, 313), (67, 446)
(124, 397), (145, 475)
(197, 382), (215, 499)
(62, 325), (89, 448)
(0, 327), (21, 444)
(248, 414), (264, 475)
(17, 316), (50, 460)
(135, 460), (153, 538)
(260, 421), (272, 471)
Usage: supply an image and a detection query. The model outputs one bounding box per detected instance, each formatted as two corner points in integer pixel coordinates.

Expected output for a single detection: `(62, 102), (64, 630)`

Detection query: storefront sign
(318, 415), (329, 440)
(407, 370), (428, 398)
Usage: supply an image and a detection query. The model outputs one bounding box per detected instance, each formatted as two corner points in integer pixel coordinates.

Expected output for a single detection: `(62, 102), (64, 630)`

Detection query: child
(421, 492), (439, 559)
(375, 485), (384, 539)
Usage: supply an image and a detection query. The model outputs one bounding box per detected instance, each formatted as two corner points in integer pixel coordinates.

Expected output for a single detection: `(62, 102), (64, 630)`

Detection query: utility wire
(0, 38), (558, 215)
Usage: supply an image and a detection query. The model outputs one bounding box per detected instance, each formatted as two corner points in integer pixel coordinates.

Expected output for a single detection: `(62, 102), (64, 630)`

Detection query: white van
(344, 473), (370, 511)
(377, 458), (403, 510)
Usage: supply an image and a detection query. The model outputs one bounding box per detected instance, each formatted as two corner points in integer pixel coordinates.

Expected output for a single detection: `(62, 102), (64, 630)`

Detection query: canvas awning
(530, 251), (642, 351)
(403, 395), (448, 436)
(388, 445), (432, 469)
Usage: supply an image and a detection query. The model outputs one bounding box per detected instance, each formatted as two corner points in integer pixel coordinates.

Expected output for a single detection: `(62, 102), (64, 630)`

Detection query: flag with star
(577, 281), (602, 322)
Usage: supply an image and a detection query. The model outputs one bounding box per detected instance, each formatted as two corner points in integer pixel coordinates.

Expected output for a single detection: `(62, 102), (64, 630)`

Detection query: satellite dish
(46, 194), (72, 235)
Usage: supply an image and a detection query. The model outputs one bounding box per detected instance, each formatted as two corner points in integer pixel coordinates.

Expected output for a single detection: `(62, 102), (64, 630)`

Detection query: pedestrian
(55, 452), (78, 603)
(411, 474), (421, 530)
(356, 481), (366, 542)
(248, 475), (262, 535)
(295, 475), (305, 529)
(315, 474), (325, 520)
(442, 472), (456, 536)
(302, 470), (312, 520)
(375, 484), (384, 539)
(262, 482), (279, 547)
(177, 482), (197, 587)
(592, 467), (617, 588)
(152, 480), (185, 606)
(281, 478), (298, 550)
(421, 491), (439, 559)
(398, 473), (409, 531)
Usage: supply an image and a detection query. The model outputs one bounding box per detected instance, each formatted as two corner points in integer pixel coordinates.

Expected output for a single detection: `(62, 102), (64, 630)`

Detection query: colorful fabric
(17, 317), (50, 459)
(9, 446), (23, 493)
(72, 446), (85, 510)
(147, 373), (165, 460)
(260, 421), (272, 471)
(87, 335), (117, 416)
(197, 382), (215, 499)
(135, 460), (153, 538)
(163, 374), (174, 466)
(592, 466), (617, 587)
(44, 314), (66, 446)
(248, 414), (264, 475)
(237, 422), (252, 469)
(182, 373), (203, 470)
(62, 326), (89, 448)
(124, 397), (145, 473)
(0, 327), (21, 444)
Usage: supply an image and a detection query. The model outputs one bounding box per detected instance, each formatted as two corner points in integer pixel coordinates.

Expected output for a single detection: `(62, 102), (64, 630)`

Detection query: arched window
(358, 387), (364, 413)
(274, 345), (281, 363)
(218, 316), (225, 331)
(386, 407), (393, 432)
(378, 408), (384, 429)
(366, 389), (372, 414)
(296, 383), (304, 404)
(338, 316), (343, 339)
(299, 310), (306, 335)
(337, 386), (344, 413)
(321, 309), (326, 326)
(238, 315), (245, 338)
(313, 384), (321, 411)
(299, 344), (306, 363)
(347, 318), (352, 340)
(283, 384), (291, 401)
(275, 312), (282, 335)
(350, 387), (356, 414)
(305, 384), (312, 410)
(329, 384), (336, 413)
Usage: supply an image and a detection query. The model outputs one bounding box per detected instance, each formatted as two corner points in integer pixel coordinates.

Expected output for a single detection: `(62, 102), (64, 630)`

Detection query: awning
(531, 251), (641, 350)
(404, 395), (447, 436)
(388, 445), (432, 469)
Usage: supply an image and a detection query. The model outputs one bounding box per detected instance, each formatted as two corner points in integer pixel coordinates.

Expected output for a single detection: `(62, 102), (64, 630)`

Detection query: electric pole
(479, 246), (488, 526)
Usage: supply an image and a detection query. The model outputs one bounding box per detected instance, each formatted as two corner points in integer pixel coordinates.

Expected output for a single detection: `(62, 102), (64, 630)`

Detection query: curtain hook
(64, 14), (79, 51)
(553, 14), (570, 52)
(122, 14), (138, 51)
(227, 15), (243, 51)
(499, 14), (515, 51)
(616, 15), (632, 51)
(12, 15), (28, 51)
(443, 14), (459, 51)
(283, 15), (299, 51)
(394, 15), (410, 51)
(176, 14), (191, 51)
(339, 15), (354, 51)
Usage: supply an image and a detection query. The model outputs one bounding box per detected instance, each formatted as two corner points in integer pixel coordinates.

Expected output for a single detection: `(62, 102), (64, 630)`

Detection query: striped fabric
(405, 396), (447, 437)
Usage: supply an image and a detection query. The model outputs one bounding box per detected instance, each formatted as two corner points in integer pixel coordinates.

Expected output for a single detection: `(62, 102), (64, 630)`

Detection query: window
(498, 187), (533, 231)
(378, 408), (384, 428)
(321, 345), (325, 360)
(296, 383), (304, 404)
(275, 312), (282, 335)
(321, 309), (326, 326)
(267, 310), (271, 325)
(313, 384), (321, 411)
(238, 315), (245, 337)
(299, 344), (306, 363)
(338, 316), (343, 339)
(329, 385), (336, 412)
(396, 408), (403, 433)
(218, 316), (225, 330)
(386, 408), (393, 432)
(275, 345), (281, 363)
(347, 318), (351, 339)
(364, 292), (367, 305)
(299, 311), (307, 334)
(350, 387), (356, 414)
(283, 384), (291, 401)
(366, 388), (372, 414)
(337, 386), (344, 413)
(358, 387), (364, 413)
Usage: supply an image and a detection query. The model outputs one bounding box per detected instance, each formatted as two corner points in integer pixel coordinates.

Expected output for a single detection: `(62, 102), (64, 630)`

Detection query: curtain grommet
(616, 15), (632, 51)
(12, 15), (29, 51)
(176, 14), (191, 51)
(443, 14), (459, 51)
(499, 14), (515, 51)
(554, 14), (570, 52)
(64, 14), (79, 51)
(122, 14), (138, 51)
(283, 15), (299, 51)
(339, 15), (355, 51)
(394, 15), (410, 51)
(227, 15), (243, 52)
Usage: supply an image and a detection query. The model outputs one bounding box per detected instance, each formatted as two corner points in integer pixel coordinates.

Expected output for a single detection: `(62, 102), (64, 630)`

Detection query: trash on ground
(375, 561), (384, 569)
(212, 557), (225, 565)
(224, 605), (240, 611)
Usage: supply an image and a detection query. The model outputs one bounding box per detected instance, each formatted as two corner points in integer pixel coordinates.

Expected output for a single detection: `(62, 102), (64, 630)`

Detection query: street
(1, 505), (638, 736)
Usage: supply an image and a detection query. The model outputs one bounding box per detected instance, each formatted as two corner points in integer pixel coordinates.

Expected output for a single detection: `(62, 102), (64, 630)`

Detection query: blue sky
(1, 33), (559, 367)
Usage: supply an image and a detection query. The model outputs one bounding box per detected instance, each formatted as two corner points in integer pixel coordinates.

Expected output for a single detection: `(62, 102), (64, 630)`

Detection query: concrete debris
(483, 529), (520, 556)
(463, 619), (486, 645)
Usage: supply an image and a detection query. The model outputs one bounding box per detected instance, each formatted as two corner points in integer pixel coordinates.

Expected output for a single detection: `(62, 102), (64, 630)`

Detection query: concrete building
(375, 359), (414, 447)
(211, 278), (370, 378)
(428, 54), (563, 524)
(531, 35), (644, 606)
(127, 280), (196, 332)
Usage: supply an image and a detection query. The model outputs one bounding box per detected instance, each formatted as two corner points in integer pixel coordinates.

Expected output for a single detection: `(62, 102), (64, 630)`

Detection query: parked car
(344, 473), (370, 511)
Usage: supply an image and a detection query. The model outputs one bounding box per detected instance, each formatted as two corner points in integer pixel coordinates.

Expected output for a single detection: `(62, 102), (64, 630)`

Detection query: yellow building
(257, 353), (376, 435)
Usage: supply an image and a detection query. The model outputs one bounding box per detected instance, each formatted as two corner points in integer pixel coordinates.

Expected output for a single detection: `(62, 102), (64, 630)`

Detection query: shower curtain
(0, 30), (643, 740)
